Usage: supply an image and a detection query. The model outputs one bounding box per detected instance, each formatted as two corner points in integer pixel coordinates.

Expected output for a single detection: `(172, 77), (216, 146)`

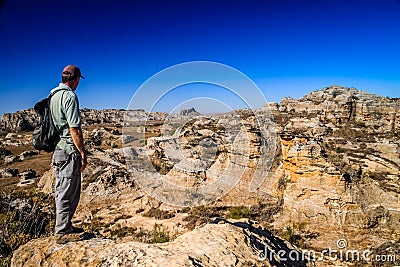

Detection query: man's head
(61, 65), (85, 91)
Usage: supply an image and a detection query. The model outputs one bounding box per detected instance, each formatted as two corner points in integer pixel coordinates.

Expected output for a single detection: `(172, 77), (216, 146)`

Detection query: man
(50, 65), (87, 244)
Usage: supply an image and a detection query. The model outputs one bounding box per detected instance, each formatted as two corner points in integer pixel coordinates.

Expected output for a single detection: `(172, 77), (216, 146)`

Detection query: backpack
(32, 89), (66, 152)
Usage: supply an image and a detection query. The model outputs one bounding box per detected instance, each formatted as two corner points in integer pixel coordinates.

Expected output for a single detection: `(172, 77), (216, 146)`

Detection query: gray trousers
(52, 148), (82, 236)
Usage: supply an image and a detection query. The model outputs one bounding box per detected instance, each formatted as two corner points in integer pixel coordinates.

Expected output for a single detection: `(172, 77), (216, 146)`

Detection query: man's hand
(80, 154), (87, 172)
(70, 127), (87, 172)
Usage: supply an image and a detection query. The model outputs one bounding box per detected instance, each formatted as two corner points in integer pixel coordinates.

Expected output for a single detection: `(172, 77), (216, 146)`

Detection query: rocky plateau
(0, 86), (399, 267)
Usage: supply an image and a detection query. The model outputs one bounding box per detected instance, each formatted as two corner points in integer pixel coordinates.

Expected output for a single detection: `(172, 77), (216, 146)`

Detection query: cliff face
(7, 86), (400, 266)
(135, 86), (399, 262)
(0, 109), (37, 132)
(268, 86), (400, 250)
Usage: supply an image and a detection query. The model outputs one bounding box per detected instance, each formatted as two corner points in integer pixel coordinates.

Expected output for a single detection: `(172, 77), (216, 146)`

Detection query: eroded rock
(11, 221), (307, 267)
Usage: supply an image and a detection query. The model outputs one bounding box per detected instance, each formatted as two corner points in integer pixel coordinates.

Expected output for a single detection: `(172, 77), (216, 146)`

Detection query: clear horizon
(0, 83), (396, 117)
(0, 0), (399, 117)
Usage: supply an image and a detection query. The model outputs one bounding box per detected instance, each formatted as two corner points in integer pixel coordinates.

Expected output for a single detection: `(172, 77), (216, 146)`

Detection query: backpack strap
(48, 88), (68, 98)
(48, 88), (68, 132)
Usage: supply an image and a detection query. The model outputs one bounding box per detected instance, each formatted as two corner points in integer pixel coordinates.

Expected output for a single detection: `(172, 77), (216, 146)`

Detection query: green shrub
(110, 223), (171, 243)
(227, 206), (250, 219)
(282, 226), (294, 242)
(0, 256), (11, 267)
(278, 175), (290, 190)
(0, 191), (54, 266)
(150, 223), (170, 243)
(281, 222), (313, 248)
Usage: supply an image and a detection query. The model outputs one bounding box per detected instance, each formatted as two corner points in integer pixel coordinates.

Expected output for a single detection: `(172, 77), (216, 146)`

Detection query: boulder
(19, 150), (39, 161)
(4, 155), (19, 163)
(19, 169), (36, 180)
(0, 168), (19, 177)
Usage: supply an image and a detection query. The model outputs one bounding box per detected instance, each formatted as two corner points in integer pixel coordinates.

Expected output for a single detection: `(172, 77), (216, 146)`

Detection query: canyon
(1, 86), (399, 266)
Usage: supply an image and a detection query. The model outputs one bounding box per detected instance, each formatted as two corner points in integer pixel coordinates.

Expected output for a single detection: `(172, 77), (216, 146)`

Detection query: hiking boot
(71, 226), (84, 233)
(55, 232), (84, 244)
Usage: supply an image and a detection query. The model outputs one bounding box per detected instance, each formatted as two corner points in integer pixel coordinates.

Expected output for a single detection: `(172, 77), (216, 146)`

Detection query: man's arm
(70, 127), (87, 172)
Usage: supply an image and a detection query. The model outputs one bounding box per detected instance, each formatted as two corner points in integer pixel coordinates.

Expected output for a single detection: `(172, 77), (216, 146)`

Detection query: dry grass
(82, 124), (121, 132)
(182, 201), (283, 230)
(109, 223), (172, 243)
(0, 144), (52, 192)
(0, 145), (52, 172)
(143, 207), (175, 220)
(0, 190), (55, 267)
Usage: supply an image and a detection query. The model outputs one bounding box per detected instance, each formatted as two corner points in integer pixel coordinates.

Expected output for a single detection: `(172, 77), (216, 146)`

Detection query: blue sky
(0, 0), (399, 116)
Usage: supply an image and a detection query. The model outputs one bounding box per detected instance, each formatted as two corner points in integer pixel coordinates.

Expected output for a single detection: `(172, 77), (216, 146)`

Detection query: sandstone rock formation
(18, 150), (39, 161)
(266, 86), (400, 251)
(0, 168), (19, 178)
(0, 109), (37, 132)
(4, 86), (400, 266)
(179, 107), (200, 116)
(0, 132), (31, 146)
(0, 109), (169, 132)
(11, 220), (308, 267)
(0, 108), (208, 132)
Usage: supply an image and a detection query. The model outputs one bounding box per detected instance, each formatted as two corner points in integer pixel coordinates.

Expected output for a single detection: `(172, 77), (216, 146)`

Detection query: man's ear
(70, 78), (79, 90)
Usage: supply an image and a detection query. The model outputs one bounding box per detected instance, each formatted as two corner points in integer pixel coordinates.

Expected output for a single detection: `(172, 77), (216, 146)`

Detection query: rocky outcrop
(11, 220), (307, 267)
(7, 86), (400, 266)
(18, 150), (39, 161)
(84, 127), (122, 149)
(0, 109), (169, 132)
(179, 107), (201, 116)
(4, 155), (18, 164)
(3, 150), (39, 164)
(36, 147), (189, 241)
(139, 86), (400, 250)
(0, 147), (11, 157)
(266, 86), (400, 250)
(0, 132), (31, 146)
(278, 86), (399, 132)
(0, 168), (19, 178)
(0, 108), (210, 132)
(0, 109), (37, 132)
(19, 169), (36, 180)
(17, 169), (37, 186)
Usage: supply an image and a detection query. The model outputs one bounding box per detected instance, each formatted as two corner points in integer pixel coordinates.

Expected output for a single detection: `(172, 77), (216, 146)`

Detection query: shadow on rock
(80, 232), (97, 241)
(212, 218), (308, 267)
